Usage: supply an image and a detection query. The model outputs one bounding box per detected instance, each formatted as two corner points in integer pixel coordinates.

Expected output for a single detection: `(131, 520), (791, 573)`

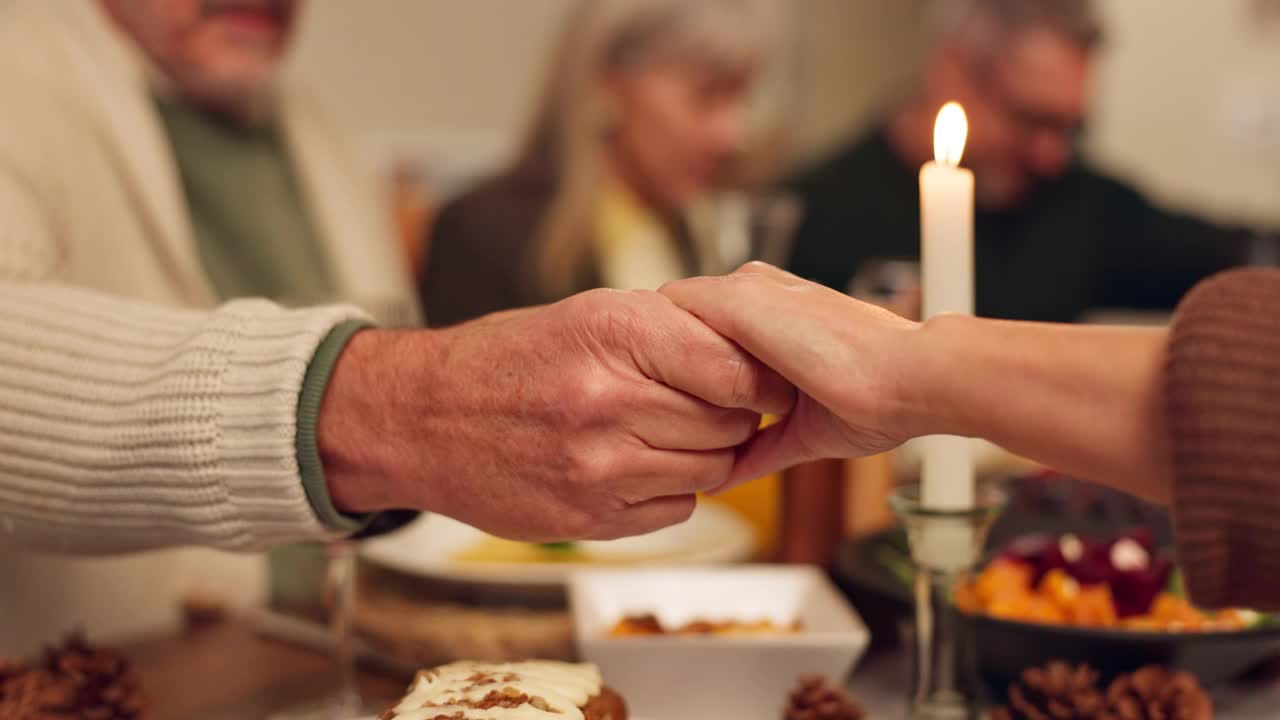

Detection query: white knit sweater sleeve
(0, 282), (368, 554)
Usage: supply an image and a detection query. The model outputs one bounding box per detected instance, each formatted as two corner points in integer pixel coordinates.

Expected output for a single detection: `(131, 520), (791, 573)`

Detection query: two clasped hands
(320, 262), (1172, 545)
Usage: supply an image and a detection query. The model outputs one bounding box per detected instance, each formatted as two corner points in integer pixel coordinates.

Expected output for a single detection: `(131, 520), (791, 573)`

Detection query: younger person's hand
(661, 262), (924, 486)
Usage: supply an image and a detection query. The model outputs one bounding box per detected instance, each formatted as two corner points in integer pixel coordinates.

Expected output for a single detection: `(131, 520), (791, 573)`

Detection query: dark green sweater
(787, 130), (1255, 323)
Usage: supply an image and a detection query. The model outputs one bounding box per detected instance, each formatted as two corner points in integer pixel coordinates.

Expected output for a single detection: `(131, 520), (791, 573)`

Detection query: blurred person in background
(0, 0), (416, 652)
(787, 0), (1261, 323)
(420, 0), (777, 327)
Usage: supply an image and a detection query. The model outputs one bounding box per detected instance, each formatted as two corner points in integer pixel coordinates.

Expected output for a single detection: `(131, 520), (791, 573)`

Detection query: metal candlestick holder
(890, 483), (1006, 720)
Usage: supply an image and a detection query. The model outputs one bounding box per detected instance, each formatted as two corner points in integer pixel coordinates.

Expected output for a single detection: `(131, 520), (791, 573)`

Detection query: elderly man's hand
(317, 289), (795, 541)
(660, 262), (925, 486)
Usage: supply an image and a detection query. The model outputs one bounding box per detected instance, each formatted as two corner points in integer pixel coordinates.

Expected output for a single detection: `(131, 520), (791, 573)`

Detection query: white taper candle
(919, 102), (976, 512)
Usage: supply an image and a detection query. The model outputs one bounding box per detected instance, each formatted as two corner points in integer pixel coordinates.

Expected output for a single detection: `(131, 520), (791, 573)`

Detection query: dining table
(121, 619), (405, 720)
(121, 616), (1280, 720)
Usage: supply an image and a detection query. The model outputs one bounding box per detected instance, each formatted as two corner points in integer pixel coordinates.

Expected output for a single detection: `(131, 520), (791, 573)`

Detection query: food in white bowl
(609, 613), (803, 638)
(570, 566), (869, 720)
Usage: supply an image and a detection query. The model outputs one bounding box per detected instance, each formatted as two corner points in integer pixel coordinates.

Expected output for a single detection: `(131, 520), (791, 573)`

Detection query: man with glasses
(786, 0), (1256, 323)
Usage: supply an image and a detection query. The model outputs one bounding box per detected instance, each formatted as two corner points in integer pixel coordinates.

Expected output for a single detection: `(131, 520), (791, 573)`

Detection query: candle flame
(933, 102), (968, 167)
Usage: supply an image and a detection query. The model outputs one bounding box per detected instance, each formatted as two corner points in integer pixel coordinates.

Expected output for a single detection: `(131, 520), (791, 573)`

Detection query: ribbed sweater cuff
(0, 283), (370, 553)
(296, 319), (373, 533)
(1165, 269), (1280, 611)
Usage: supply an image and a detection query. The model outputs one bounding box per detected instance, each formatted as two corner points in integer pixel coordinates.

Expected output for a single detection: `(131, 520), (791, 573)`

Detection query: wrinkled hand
(660, 262), (923, 486)
(319, 288), (795, 541)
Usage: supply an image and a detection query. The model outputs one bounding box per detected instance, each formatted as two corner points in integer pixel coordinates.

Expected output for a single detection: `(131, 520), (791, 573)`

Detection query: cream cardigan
(0, 1), (418, 651)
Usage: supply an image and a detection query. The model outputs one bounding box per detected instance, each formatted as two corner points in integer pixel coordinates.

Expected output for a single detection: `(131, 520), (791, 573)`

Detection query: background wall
(1087, 0), (1280, 228)
(288, 0), (573, 140)
(288, 0), (1280, 227)
(286, 0), (929, 177)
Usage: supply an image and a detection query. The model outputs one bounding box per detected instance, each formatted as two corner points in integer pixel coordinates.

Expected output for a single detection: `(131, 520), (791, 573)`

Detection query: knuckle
(606, 301), (650, 343)
(564, 443), (621, 490)
(660, 496), (698, 528)
(725, 354), (751, 407)
(713, 352), (760, 409)
(564, 368), (639, 431)
(569, 287), (618, 314)
(580, 288), (639, 329)
(656, 278), (682, 295)
(628, 289), (668, 308)
(556, 506), (601, 540)
(703, 452), (736, 491)
(561, 289), (633, 347)
(678, 452), (735, 495)
(606, 291), (670, 341)
(674, 496), (698, 523)
(570, 369), (616, 416)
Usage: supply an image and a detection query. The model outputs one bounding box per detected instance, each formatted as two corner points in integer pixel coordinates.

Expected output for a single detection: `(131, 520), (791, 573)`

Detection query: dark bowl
(965, 611), (1280, 689)
(831, 474), (1280, 689)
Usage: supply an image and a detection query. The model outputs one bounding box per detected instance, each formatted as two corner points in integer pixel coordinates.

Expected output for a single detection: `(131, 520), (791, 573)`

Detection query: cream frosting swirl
(385, 661), (604, 720)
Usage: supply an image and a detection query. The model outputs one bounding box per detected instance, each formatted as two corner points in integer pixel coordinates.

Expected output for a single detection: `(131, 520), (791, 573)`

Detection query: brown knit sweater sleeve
(1166, 268), (1280, 611)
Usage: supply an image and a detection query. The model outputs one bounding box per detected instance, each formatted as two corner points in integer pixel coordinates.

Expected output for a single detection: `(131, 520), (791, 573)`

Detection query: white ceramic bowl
(570, 566), (869, 720)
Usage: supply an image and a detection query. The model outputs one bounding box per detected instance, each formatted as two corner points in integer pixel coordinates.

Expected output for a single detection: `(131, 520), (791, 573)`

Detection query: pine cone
(991, 661), (1106, 720)
(783, 675), (863, 720)
(0, 633), (149, 720)
(1102, 667), (1212, 720)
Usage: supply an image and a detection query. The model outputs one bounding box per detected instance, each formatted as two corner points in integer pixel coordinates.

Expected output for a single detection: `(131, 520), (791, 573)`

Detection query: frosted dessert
(380, 660), (626, 720)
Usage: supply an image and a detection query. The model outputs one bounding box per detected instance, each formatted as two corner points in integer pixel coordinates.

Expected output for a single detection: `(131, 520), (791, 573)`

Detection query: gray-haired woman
(421, 0), (780, 326)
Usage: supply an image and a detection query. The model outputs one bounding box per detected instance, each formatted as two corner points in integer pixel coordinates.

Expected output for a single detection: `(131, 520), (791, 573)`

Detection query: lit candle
(920, 102), (975, 511)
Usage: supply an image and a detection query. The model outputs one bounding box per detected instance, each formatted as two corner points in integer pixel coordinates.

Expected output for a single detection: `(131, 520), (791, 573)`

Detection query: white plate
(359, 499), (756, 586)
